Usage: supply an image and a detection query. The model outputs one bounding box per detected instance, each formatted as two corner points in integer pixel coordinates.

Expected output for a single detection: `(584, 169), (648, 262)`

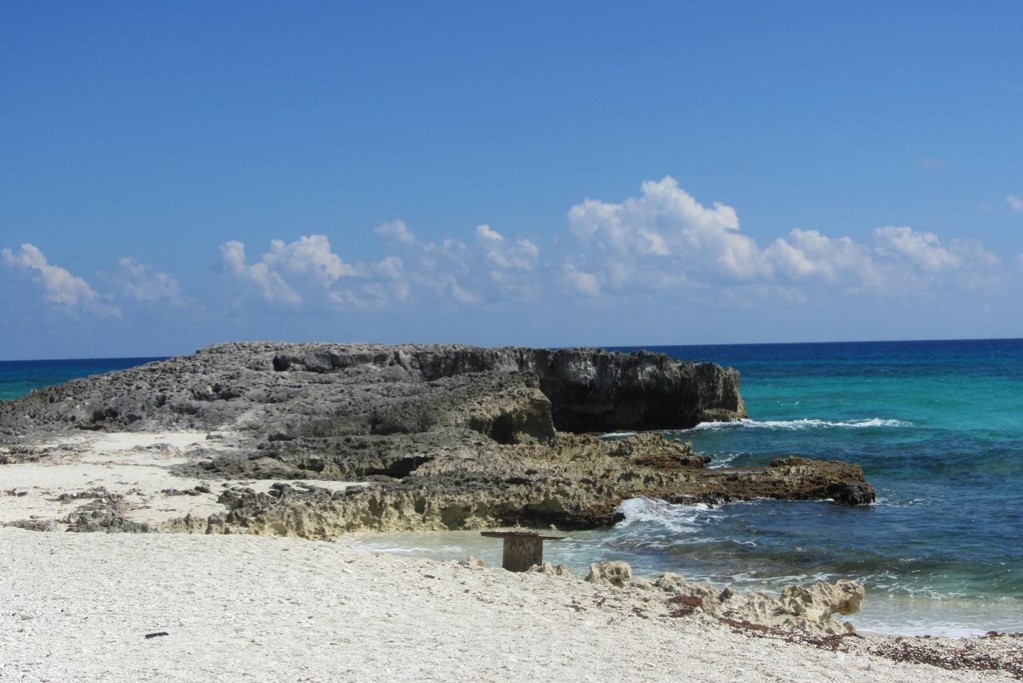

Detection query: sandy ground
(2, 529), (1015, 683)
(0, 431), (366, 529)
(0, 432), (1018, 681)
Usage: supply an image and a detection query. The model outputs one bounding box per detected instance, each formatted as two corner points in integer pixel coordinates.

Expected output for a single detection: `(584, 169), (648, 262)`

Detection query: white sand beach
(1, 432), (1019, 681)
(2, 528), (1016, 683)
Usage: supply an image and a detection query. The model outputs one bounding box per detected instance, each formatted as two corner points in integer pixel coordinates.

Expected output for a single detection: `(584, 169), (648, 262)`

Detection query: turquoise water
(346, 340), (1023, 636)
(4, 341), (1022, 635)
(652, 339), (1023, 635)
(0, 357), (165, 402)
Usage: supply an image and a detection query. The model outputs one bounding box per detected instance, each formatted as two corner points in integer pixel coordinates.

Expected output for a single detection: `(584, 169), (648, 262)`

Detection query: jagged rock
(3, 518), (57, 532)
(533, 562), (576, 578)
(0, 342), (876, 537)
(642, 572), (864, 635)
(717, 580), (864, 635)
(63, 495), (151, 533)
(654, 573), (722, 607)
(586, 560), (633, 587)
(779, 580), (864, 618)
(0, 342), (745, 439)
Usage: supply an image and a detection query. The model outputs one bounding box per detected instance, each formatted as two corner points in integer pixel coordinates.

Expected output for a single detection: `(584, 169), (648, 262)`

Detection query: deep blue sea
(3, 341), (1022, 636)
(0, 357), (166, 402)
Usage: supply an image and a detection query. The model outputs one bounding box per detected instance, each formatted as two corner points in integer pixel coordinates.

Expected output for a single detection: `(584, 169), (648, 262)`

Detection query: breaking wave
(614, 496), (712, 535)
(689, 417), (911, 431)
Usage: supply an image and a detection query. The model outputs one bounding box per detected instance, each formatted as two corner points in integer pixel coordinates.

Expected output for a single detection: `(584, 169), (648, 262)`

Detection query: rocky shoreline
(4, 342), (1023, 679)
(1, 342), (873, 536)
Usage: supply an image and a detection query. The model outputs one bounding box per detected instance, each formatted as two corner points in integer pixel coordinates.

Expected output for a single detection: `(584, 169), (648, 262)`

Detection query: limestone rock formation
(648, 570), (864, 635)
(0, 341), (875, 537)
(0, 342), (745, 438)
(586, 561), (633, 587)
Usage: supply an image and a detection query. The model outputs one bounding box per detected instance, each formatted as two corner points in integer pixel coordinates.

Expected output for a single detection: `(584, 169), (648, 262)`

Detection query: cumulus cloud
(108, 258), (184, 306)
(409, 237), (479, 304)
(222, 235), (418, 310)
(562, 262), (601, 296)
(221, 240), (303, 306)
(567, 177), (767, 286)
(564, 178), (1011, 301)
(374, 219), (416, 244)
(476, 224), (540, 271)
(370, 221), (546, 305)
(1008, 195), (1023, 213)
(872, 226), (962, 272)
(207, 180), (1015, 318)
(1, 243), (119, 316)
(872, 227), (1001, 290)
(765, 229), (883, 288)
(266, 235), (355, 284)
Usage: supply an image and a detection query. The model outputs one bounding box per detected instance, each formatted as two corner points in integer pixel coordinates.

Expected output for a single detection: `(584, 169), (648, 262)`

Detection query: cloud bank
(3, 178), (1018, 340)
(1, 244), (119, 317)
(561, 177), (1002, 298)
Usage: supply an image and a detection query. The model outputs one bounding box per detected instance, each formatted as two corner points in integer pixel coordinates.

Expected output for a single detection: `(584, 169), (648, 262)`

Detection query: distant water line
(0, 357), (165, 402)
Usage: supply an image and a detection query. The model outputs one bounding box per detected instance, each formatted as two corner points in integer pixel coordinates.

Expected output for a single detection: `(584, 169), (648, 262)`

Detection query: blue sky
(2, 2), (1022, 359)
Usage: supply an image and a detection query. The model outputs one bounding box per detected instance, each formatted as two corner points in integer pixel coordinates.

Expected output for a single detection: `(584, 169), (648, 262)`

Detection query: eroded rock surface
(587, 560), (865, 636)
(0, 342), (875, 537)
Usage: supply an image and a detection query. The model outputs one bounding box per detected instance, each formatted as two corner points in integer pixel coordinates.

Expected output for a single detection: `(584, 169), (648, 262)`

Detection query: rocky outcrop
(0, 342), (745, 438)
(0, 341), (874, 537)
(586, 560), (633, 588)
(586, 561), (864, 636)
(273, 345), (748, 431)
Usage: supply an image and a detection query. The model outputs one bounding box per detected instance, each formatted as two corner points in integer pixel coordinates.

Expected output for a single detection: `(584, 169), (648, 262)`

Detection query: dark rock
(0, 342), (876, 538)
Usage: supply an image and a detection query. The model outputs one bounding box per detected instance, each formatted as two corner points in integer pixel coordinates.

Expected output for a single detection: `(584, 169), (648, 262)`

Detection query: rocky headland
(0, 342), (874, 537)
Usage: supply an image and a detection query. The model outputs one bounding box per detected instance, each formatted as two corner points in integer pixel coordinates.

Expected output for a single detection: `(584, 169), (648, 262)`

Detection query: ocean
(3, 340), (1021, 636)
(0, 357), (167, 403)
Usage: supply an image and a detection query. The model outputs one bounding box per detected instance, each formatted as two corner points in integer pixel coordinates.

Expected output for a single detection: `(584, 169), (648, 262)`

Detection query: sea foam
(689, 417), (911, 431)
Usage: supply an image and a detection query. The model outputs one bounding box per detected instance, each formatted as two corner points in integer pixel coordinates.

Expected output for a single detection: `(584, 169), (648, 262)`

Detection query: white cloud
(1, 243), (119, 316)
(111, 257), (184, 305)
(564, 178), (1013, 304)
(475, 224), (540, 271)
(221, 240), (303, 306)
(355, 256), (411, 304)
(566, 177), (768, 285)
(766, 229), (883, 288)
(214, 181), (1016, 319)
(265, 235), (355, 284)
(871, 227), (1000, 289)
(476, 224), (503, 242)
(222, 235), (418, 310)
(410, 237), (479, 304)
(374, 219), (416, 244)
(1007, 195), (1023, 213)
(872, 226), (962, 273)
(562, 262), (600, 296)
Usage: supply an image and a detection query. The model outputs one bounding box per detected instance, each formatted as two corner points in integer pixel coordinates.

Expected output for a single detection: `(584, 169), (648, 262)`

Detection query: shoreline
(1, 433), (1022, 679)
(0, 430), (1019, 638)
(338, 528), (1023, 639)
(2, 527), (1020, 682)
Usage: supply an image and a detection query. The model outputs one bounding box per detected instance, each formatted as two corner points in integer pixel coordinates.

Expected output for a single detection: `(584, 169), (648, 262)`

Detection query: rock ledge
(0, 342), (875, 536)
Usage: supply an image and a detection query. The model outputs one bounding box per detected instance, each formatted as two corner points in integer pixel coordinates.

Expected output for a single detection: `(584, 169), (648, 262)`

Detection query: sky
(2, 1), (1022, 359)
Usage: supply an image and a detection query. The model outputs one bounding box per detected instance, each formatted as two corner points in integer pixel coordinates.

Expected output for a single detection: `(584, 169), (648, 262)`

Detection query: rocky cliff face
(0, 342), (874, 537)
(0, 342), (745, 438)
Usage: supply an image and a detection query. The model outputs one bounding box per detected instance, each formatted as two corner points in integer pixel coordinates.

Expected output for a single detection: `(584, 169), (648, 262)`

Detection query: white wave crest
(690, 417), (911, 431)
(614, 496), (711, 534)
(598, 431), (638, 439)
